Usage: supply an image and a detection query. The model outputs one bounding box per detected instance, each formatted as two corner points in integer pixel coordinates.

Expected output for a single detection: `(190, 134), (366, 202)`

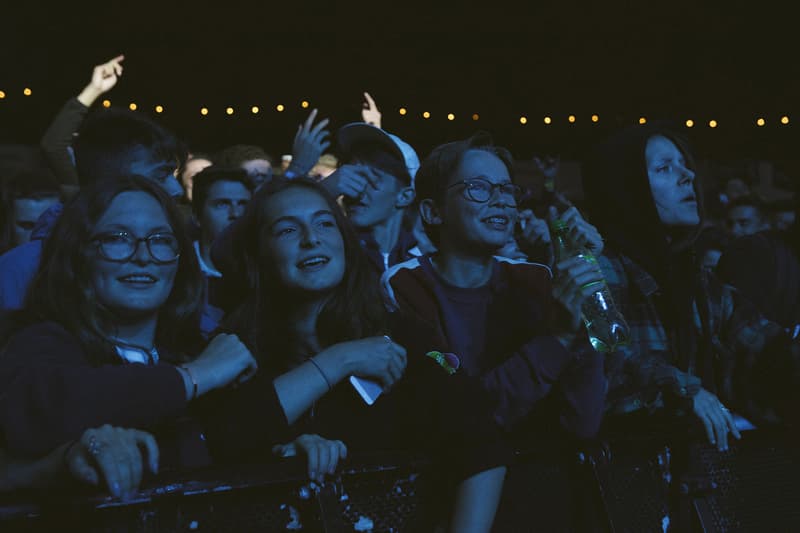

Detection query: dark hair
(414, 131), (514, 245)
(726, 193), (767, 218)
(190, 166), (254, 219)
(215, 144), (274, 167)
(0, 146), (61, 254)
(73, 107), (187, 186)
(220, 178), (387, 365)
(346, 140), (412, 186)
(24, 176), (205, 365)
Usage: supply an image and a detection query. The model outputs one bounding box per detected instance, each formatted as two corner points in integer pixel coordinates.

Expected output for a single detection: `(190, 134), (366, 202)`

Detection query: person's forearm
(0, 442), (70, 491)
(273, 351), (350, 424)
(449, 466), (506, 533)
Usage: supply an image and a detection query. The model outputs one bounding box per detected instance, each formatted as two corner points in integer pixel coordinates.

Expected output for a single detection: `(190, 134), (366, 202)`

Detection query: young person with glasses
(382, 132), (607, 441)
(0, 176), (264, 498)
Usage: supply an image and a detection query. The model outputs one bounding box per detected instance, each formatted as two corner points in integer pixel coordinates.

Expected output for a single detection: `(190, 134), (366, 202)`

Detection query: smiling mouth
(297, 256), (331, 270)
(482, 215), (510, 229)
(118, 274), (158, 285)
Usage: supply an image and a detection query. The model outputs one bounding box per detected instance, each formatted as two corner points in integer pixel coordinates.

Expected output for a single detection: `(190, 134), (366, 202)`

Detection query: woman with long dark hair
(215, 177), (509, 533)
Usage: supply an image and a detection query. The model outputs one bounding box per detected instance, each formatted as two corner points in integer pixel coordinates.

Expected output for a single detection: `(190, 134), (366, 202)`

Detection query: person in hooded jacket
(581, 122), (798, 449)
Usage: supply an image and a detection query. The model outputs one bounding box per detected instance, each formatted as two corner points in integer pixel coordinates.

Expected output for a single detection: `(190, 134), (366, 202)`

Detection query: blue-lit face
(435, 150), (518, 255)
(342, 163), (407, 230)
(126, 146), (184, 198)
(260, 187), (346, 295)
(646, 135), (699, 227)
(200, 180), (252, 243)
(88, 191), (179, 321)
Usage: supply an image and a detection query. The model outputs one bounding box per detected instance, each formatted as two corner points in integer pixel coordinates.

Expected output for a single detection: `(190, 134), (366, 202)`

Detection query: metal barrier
(1, 429), (798, 532)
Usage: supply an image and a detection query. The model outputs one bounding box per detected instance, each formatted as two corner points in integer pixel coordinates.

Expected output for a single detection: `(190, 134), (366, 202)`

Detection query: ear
(419, 198), (443, 227)
(395, 186), (415, 209)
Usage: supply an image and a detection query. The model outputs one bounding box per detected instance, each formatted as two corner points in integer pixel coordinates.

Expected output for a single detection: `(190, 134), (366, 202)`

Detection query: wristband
(180, 366), (199, 400)
(308, 358), (332, 391)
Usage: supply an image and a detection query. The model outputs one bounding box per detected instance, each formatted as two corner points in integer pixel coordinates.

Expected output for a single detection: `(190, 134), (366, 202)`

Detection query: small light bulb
(543, 116), (552, 125)
(423, 111), (431, 119)
(709, 119), (718, 128)
(200, 107), (209, 116)
(591, 114), (599, 123)
(756, 118), (765, 126)
(23, 88), (32, 96)
(447, 113), (455, 121)
(129, 103), (137, 111)
(568, 115), (576, 123)
(685, 119), (694, 128)
(226, 107), (234, 115)
(638, 117), (647, 125)
(276, 104), (285, 112)
(252, 106), (260, 114)
(781, 116), (789, 125)
(399, 108), (407, 115)
(519, 116), (528, 125)
(102, 99), (111, 108)
(301, 100), (309, 108)
(155, 105), (164, 113)
(472, 113), (480, 121)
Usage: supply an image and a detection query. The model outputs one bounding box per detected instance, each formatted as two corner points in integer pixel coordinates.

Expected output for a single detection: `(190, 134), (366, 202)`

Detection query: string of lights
(0, 87), (791, 127)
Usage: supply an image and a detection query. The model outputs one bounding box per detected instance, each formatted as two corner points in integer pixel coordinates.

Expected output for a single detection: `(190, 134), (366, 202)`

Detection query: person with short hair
(322, 123), (423, 273)
(189, 166), (253, 335)
(726, 194), (770, 238)
(383, 132), (607, 440)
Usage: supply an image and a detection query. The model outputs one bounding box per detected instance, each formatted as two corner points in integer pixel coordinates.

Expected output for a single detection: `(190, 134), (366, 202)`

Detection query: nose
(678, 164), (695, 184)
(300, 225), (321, 248)
(229, 204), (245, 220)
(130, 239), (153, 265)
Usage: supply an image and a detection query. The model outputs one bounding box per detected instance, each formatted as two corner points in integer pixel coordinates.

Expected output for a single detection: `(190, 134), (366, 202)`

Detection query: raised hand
(287, 109), (331, 178)
(322, 163), (381, 199)
(182, 333), (259, 398)
(361, 91), (382, 127)
(532, 154), (560, 189)
(65, 425), (159, 500)
(272, 434), (348, 483)
(78, 55), (125, 107)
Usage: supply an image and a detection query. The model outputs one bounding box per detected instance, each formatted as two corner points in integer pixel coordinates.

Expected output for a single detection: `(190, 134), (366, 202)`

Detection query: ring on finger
(88, 435), (102, 456)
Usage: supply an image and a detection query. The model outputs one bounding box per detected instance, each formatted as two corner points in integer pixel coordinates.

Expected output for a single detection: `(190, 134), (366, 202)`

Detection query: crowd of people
(1, 55), (798, 531)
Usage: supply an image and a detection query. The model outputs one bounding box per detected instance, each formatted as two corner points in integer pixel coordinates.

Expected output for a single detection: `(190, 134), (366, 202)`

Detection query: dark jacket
(382, 254), (606, 439)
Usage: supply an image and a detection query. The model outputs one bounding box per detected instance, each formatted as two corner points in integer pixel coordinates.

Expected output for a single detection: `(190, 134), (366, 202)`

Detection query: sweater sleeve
(480, 336), (577, 429)
(194, 372), (292, 462)
(40, 98), (87, 187)
(0, 323), (187, 458)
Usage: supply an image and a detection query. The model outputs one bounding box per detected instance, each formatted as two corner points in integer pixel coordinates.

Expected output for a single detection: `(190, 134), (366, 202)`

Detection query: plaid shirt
(599, 250), (785, 416)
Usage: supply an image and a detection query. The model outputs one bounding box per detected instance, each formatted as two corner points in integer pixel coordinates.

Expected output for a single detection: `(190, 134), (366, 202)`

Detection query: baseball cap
(336, 123), (420, 188)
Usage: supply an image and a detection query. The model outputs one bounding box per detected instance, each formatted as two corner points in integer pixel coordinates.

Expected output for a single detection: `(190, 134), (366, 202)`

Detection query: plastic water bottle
(550, 219), (630, 352)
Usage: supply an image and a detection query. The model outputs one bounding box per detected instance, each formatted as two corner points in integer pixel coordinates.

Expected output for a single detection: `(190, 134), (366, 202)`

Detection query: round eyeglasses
(447, 177), (522, 204)
(91, 232), (180, 263)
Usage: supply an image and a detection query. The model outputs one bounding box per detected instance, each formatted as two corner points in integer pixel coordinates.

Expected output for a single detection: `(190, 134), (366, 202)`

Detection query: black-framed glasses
(91, 231), (180, 264)
(447, 177), (522, 204)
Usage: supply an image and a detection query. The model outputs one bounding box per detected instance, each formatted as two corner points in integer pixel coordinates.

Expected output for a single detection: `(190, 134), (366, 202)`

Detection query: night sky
(1, 2), (797, 165)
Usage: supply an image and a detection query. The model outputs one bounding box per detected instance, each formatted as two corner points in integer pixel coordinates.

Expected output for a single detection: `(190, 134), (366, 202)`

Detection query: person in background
(582, 122), (797, 445)
(322, 123), (421, 272)
(189, 166), (253, 335)
(0, 146), (61, 255)
(180, 152), (213, 203)
(726, 194), (771, 238)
